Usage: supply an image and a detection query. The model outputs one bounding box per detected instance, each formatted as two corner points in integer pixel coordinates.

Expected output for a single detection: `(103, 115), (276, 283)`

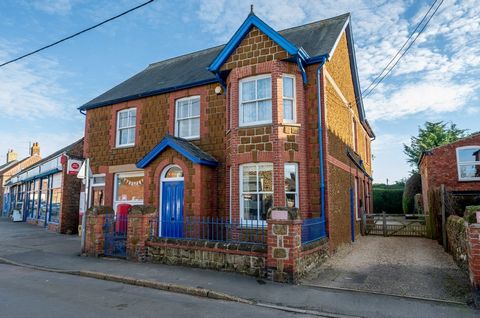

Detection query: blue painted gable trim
(208, 14), (306, 73)
(345, 23), (366, 123)
(136, 136), (218, 169)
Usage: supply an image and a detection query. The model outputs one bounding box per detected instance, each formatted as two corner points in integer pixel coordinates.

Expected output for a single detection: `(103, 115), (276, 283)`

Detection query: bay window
(239, 75), (272, 126)
(456, 146), (480, 181)
(175, 96), (200, 139)
(240, 163), (273, 223)
(116, 108), (136, 147)
(282, 75), (296, 123)
(284, 163), (298, 208)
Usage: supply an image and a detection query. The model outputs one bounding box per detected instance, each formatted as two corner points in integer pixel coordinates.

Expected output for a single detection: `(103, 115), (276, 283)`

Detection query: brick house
(80, 11), (374, 265)
(4, 139), (84, 234)
(1, 144), (42, 216)
(420, 133), (480, 211)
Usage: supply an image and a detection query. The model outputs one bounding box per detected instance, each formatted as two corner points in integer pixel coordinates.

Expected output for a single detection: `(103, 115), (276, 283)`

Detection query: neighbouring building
(80, 12), (374, 279)
(0, 144), (42, 216)
(420, 133), (480, 212)
(3, 139), (84, 234)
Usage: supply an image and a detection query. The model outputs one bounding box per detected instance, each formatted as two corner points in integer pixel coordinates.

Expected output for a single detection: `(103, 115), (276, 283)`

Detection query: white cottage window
(116, 108), (136, 147)
(456, 146), (480, 181)
(239, 75), (272, 126)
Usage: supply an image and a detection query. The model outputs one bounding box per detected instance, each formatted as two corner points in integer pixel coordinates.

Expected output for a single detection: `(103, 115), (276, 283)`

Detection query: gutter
(316, 56), (328, 233)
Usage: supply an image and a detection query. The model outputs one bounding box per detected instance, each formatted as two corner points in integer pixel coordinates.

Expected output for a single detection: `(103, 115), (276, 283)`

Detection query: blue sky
(0, 0), (478, 183)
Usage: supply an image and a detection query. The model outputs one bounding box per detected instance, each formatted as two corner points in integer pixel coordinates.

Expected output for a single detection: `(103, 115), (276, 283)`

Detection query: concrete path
(0, 218), (477, 318)
(302, 236), (471, 303)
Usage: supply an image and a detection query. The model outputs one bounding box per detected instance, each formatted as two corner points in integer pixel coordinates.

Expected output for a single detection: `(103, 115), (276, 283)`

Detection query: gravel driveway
(301, 236), (471, 303)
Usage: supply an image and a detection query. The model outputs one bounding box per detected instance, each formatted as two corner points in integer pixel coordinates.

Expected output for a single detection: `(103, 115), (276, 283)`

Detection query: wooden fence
(362, 213), (427, 237)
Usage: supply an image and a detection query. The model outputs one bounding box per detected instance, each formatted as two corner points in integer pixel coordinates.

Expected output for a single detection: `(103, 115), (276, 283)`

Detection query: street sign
(67, 159), (83, 175)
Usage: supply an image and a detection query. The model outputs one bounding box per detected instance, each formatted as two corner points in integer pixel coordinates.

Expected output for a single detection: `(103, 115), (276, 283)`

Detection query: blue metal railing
(301, 217), (326, 244)
(149, 216), (266, 245)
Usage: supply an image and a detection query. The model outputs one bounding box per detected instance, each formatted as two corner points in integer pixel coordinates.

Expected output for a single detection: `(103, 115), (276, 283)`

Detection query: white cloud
(29, 0), (78, 15)
(0, 41), (75, 120)
(365, 81), (474, 121)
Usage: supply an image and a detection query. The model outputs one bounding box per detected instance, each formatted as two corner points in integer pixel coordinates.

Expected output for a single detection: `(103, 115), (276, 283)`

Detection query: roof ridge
(278, 12), (350, 33)
(147, 44), (224, 69)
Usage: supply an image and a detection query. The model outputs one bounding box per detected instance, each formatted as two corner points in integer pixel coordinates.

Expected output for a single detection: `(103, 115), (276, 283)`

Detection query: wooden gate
(362, 213), (427, 237)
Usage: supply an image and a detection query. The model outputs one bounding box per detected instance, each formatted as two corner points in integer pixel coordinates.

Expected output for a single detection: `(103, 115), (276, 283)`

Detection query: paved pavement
(0, 218), (477, 318)
(0, 264), (312, 318)
(302, 236), (471, 303)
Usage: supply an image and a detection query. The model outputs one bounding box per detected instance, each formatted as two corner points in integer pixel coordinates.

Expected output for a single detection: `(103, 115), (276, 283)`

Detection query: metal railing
(149, 216), (266, 245)
(301, 217), (327, 244)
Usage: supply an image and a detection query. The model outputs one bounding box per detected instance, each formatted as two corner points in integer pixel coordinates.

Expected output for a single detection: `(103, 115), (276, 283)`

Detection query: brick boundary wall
(467, 224), (480, 307)
(297, 238), (329, 277)
(145, 239), (266, 277)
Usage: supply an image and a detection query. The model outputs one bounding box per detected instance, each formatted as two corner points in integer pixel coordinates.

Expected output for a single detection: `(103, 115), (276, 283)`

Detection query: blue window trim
(137, 135), (218, 169)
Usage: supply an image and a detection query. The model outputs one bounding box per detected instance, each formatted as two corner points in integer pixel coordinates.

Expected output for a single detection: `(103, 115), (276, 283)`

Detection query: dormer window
(239, 75), (272, 127)
(116, 108), (136, 147)
(456, 146), (480, 181)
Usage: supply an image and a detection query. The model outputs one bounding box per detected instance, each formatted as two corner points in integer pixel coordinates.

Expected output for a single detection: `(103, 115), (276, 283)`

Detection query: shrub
(402, 173), (422, 213)
(373, 188), (403, 214)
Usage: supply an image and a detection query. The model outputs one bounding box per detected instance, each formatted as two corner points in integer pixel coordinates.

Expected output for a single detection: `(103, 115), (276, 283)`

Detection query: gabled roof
(208, 12), (309, 72)
(418, 132), (480, 165)
(79, 13), (350, 111)
(136, 135), (218, 168)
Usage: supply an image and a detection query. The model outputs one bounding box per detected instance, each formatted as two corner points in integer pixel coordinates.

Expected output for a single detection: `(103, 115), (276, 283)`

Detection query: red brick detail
(127, 212), (157, 261)
(266, 218), (302, 283)
(85, 214), (110, 256)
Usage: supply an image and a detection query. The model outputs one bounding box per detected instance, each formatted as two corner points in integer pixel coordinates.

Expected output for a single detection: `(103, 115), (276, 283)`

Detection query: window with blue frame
(48, 173), (62, 223)
(32, 179), (40, 219)
(38, 178), (49, 221)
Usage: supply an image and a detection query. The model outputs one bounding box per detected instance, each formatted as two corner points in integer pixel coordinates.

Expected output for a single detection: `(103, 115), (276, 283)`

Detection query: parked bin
(116, 204), (131, 233)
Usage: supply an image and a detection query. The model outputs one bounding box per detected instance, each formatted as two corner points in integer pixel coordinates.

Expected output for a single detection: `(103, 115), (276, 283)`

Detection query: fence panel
(363, 213), (427, 237)
(152, 216), (266, 245)
(302, 217), (326, 244)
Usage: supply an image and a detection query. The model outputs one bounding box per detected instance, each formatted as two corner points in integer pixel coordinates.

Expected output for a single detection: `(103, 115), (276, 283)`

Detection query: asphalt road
(0, 264), (313, 318)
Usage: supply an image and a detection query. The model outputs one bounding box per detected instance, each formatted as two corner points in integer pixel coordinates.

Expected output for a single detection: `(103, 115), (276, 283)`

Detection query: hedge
(373, 188), (404, 214)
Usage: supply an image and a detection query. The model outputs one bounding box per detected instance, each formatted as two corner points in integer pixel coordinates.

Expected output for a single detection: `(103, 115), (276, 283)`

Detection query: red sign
(67, 159), (83, 175)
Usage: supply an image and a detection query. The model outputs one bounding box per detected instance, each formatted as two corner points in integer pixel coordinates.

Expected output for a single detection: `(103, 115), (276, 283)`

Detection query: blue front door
(161, 181), (184, 238)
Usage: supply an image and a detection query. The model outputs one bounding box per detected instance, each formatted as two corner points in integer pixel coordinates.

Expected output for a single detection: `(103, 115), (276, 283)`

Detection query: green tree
(403, 121), (467, 169)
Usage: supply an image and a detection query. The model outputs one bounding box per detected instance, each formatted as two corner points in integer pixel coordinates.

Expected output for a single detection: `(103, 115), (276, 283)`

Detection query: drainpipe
(316, 57), (327, 234)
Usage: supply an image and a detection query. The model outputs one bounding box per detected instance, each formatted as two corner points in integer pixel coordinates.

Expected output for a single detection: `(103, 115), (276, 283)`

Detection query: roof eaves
(79, 78), (219, 111)
(136, 135), (218, 169)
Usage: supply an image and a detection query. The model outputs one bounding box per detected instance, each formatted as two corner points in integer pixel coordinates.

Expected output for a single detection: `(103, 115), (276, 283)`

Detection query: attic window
(456, 146), (480, 181)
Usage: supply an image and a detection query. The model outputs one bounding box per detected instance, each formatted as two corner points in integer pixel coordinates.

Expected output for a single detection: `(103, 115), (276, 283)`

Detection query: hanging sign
(67, 159), (83, 175)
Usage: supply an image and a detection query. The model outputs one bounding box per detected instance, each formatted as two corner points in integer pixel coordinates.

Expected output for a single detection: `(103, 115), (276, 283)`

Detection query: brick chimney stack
(6, 149), (17, 163)
(30, 142), (40, 156)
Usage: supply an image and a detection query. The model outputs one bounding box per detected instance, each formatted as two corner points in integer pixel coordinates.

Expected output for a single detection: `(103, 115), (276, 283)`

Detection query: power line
(361, 0), (439, 97)
(0, 0), (155, 68)
(362, 0), (444, 98)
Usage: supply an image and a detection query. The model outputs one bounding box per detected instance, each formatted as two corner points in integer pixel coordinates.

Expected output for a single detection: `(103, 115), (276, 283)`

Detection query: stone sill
(146, 238), (267, 256)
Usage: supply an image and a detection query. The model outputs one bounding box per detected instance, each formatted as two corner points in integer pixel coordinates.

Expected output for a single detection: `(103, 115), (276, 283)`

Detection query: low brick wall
(297, 238), (329, 277)
(446, 216), (469, 273)
(146, 238), (267, 277)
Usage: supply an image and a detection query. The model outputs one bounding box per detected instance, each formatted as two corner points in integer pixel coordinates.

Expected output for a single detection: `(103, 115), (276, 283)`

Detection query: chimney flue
(30, 142), (40, 156)
(6, 149), (18, 163)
